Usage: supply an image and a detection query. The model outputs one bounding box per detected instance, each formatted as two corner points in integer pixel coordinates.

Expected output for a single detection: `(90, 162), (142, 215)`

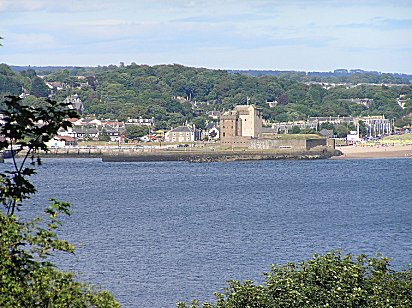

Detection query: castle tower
(220, 104), (263, 147)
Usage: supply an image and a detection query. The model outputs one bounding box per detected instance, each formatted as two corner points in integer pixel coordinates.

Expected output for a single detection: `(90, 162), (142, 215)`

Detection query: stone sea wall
(101, 149), (342, 163)
(15, 148), (342, 162)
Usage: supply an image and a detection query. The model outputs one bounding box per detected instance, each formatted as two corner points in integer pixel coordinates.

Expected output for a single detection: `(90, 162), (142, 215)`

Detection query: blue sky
(1, 0), (412, 73)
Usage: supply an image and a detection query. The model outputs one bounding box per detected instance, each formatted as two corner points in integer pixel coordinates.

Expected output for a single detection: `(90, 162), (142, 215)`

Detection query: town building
(271, 120), (317, 134)
(221, 104), (331, 150)
(154, 130), (165, 140)
(126, 117), (155, 127)
(75, 118), (102, 127)
(72, 127), (99, 140)
(165, 125), (196, 142)
(270, 115), (393, 140)
(266, 100), (279, 108)
(100, 120), (124, 129)
(346, 130), (362, 143)
(337, 98), (373, 108)
(360, 116), (393, 138)
(396, 95), (409, 110)
(46, 82), (65, 95)
(205, 122), (220, 141)
(220, 104), (263, 147)
(64, 94), (84, 114)
(102, 126), (122, 142)
(46, 136), (77, 148)
(207, 110), (221, 120)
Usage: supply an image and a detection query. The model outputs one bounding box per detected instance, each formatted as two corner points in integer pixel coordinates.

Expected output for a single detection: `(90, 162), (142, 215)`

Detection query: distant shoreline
(15, 145), (412, 161)
(332, 144), (412, 159)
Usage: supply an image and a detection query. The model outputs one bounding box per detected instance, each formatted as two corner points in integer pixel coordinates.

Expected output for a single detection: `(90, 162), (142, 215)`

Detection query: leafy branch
(0, 95), (78, 215)
(0, 95), (119, 307)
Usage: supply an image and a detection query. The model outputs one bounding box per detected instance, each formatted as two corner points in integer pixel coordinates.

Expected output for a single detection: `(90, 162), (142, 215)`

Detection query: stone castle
(220, 104), (330, 150)
(220, 105), (263, 147)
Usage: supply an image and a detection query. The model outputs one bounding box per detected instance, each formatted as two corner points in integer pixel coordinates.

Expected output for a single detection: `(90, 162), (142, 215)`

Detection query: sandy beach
(332, 144), (412, 159)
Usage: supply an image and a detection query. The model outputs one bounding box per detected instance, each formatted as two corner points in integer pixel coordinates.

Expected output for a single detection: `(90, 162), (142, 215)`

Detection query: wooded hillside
(1, 63), (411, 129)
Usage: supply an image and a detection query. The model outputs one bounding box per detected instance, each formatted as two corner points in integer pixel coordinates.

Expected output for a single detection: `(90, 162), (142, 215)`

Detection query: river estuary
(11, 158), (412, 307)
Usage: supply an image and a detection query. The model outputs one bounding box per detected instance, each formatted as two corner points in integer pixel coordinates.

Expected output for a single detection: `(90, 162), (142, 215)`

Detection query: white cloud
(0, 0), (114, 13)
(0, 0), (411, 72)
(7, 32), (58, 50)
(0, 0), (45, 12)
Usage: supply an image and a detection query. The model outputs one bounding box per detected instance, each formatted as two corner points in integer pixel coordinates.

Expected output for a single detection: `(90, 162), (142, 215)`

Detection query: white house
(346, 130), (362, 143)
(126, 117), (155, 127)
(45, 136), (77, 148)
(208, 126), (220, 141)
(57, 127), (77, 139)
(72, 128), (99, 140)
(64, 94), (84, 114)
(205, 122), (220, 141)
(103, 126), (122, 142)
(45, 137), (66, 148)
(165, 125), (195, 142)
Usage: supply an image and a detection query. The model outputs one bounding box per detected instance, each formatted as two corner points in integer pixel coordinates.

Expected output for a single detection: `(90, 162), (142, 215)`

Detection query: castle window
(223, 132), (226, 137)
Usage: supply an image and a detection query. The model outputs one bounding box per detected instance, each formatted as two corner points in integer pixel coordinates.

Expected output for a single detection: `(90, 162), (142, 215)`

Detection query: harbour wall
(250, 138), (328, 150)
(14, 148), (342, 162)
(101, 149), (342, 163)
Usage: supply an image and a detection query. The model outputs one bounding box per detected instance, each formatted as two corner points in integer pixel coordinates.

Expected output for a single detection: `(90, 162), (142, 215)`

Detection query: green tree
(12, 62), (410, 125)
(0, 64), (23, 96)
(335, 124), (350, 138)
(192, 116), (207, 129)
(30, 76), (49, 97)
(178, 251), (412, 308)
(0, 95), (119, 307)
(290, 126), (301, 134)
(358, 120), (368, 137)
(320, 122), (335, 131)
(126, 125), (149, 140)
(98, 128), (111, 141)
(395, 116), (412, 128)
(20, 68), (37, 79)
(301, 128), (316, 134)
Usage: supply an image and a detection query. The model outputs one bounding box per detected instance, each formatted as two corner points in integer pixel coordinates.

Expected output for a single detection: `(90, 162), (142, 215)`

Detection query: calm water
(11, 158), (412, 307)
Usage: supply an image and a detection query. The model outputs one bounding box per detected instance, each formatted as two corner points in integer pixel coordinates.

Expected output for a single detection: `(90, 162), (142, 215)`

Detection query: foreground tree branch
(0, 95), (119, 307)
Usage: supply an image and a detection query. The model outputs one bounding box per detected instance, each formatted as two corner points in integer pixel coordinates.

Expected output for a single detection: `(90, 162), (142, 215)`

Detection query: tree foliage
(30, 76), (49, 98)
(0, 64), (25, 97)
(0, 201), (118, 307)
(0, 96), (77, 215)
(0, 95), (119, 307)
(177, 251), (412, 308)
(126, 125), (149, 139)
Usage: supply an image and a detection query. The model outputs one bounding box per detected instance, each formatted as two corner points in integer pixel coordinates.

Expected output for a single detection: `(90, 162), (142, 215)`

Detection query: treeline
(230, 69), (412, 84)
(13, 65), (412, 84)
(0, 64), (49, 98)
(1, 63), (412, 129)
